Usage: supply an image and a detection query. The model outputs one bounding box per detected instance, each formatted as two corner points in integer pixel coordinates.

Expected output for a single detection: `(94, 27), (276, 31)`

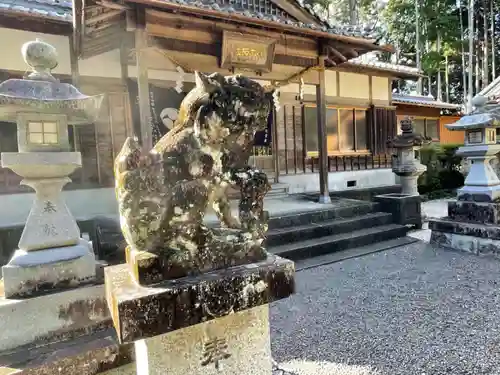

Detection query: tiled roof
(148, 0), (381, 41)
(348, 55), (422, 77)
(0, 0), (382, 43)
(478, 75), (500, 98)
(292, 0), (379, 39)
(0, 0), (72, 21)
(392, 93), (461, 110)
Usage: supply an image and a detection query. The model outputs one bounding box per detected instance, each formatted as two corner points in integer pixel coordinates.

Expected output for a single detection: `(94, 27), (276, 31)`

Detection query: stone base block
(0, 284), (108, 353)
(374, 193), (422, 228)
(134, 305), (271, 375)
(430, 218), (500, 257)
(429, 217), (500, 240)
(124, 239), (268, 286)
(448, 201), (500, 224)
(2, 239), (96, 298)
(457, 184), (500, 203)
(0, 328), (133, 375)
(105, 254), (295, 344)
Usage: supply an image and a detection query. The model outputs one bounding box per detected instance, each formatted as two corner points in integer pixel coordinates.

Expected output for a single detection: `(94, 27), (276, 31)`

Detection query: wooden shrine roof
(75, 0), (394, 65)
(0, 0), (71, 34)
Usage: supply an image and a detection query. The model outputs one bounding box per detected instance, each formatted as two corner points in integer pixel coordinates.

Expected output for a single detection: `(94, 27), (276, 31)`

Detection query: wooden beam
(327, 45), (347, 63)
(69, 36), (80, 88)
(86, 9), (122, 25)
(120, 39), (129, 85)
(325, 58), (336, 67)
(135, 8), (153, 151)
(72, 0), (83, 57)
(133, 0), (394, 53)
(316, 52), (331, 204)
(126, 10), (137, 31)
(343, 48), (359, 58)
(97, 0), (131, 11)
(152, 36), (316, 68)
(0, 13), (71, 35)
(146, 9), (318, 58)
(85, 22), (117, 35)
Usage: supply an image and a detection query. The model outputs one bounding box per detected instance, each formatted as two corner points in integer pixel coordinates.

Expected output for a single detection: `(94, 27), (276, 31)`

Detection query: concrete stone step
(269, 224), (409, 261)
(293, 236), (419, 271)
(267, 201), (379, 230)
(266, 212), (393, 247)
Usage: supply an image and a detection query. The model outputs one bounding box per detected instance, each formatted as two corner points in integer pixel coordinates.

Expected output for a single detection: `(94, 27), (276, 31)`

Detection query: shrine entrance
(74, 0), (393, 200)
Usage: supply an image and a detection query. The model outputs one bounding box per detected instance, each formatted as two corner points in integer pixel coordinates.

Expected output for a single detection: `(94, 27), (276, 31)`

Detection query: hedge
(417, 143), (465, 196)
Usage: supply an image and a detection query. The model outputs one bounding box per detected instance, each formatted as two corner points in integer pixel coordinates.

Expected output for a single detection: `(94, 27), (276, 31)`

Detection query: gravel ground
(270, 242), (500, 375)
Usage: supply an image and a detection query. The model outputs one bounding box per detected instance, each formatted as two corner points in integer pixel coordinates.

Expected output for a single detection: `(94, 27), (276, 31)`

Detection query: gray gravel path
(270, 242), (500, 375)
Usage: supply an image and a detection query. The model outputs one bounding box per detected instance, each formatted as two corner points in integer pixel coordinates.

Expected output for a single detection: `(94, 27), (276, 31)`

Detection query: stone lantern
(0, 39), (104, 298)
(446, 95), (500, 201)
(374, 117), (430, 228)
(388, 117), (430, 195)
(430, 95), (500, 255)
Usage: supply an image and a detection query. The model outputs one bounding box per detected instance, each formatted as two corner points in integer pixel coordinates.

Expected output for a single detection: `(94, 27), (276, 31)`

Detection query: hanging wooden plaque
(221, 31), (276, 73)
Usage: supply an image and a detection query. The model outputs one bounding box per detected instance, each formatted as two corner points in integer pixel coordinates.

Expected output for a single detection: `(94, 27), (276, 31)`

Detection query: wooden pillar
(69, 36), (80, 88)
(135, 8), (153, 151)
(316, 54), (331, 204)
(120, 40), (129, 86)
(272, 102), (280, 183)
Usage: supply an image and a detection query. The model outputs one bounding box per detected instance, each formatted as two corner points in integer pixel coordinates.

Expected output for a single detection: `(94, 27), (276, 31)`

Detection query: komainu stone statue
(115, 72), (272, 282)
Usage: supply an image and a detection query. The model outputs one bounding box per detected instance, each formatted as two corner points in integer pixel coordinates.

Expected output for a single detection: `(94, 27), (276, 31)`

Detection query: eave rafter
(322, 40), (368, 67)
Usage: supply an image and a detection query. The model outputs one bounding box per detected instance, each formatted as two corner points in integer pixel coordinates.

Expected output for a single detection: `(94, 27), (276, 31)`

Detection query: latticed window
(303, 106), (369, 154)
(27, 121), (58, 145)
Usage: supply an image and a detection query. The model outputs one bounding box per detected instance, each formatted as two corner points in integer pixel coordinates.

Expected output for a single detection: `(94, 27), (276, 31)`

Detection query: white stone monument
(0, 39), (104, 298)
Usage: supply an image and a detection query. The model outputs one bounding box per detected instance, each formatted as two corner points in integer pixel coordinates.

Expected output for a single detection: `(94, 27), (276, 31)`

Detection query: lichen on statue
(114, 72), (273, 281)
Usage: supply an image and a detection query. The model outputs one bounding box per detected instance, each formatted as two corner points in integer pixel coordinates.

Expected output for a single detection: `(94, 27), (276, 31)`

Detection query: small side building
(392, 93), (463, 145)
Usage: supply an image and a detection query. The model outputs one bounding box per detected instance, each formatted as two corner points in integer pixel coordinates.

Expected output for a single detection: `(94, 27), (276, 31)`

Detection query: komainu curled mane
(114, 72), (272, 279)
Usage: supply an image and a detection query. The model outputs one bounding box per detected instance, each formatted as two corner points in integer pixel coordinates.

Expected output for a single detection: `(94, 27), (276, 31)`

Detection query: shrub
(417, 143), (464, 194)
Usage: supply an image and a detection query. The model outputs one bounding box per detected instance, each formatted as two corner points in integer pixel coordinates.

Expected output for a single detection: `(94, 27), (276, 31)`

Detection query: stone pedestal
(429, 97), (500, 256)
(1, 153), (96, 298)
(0, 39), (129, 375)
(374, 193), (422, 229)
(0, 280), (136, 375)
(135, 305), (271, 374)
(105, 254), (294, 374)
(1, 152), (83, 250)
(399, 175), (420, 196)
(2, 240), (96, 298)
(430, 200), (500, 256)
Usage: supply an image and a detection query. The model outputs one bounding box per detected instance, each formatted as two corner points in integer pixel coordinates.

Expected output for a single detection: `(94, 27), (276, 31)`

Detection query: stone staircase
(266, 183), (289, 199)
(265, 198), (410, 261)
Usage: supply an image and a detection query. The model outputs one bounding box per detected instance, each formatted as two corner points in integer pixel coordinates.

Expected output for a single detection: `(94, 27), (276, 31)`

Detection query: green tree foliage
(304, 0), (500, 105)
(385, 0), (500, 103)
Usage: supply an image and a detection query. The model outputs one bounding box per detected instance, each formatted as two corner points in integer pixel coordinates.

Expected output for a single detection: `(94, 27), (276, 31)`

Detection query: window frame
(17, 113), (69, 152)
(397, 115), (440, 141)
(303, 104), (370, 157)
(27, 120), (59, 145)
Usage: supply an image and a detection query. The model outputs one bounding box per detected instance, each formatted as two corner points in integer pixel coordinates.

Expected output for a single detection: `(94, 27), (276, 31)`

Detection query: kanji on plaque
(200, 336), (231, 370)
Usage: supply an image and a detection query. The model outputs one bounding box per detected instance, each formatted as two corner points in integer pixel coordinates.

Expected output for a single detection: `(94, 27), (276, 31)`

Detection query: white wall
(0, 28), (185, 81)
(0, 171), (395, 227)
(280, 169), (396, 195)
(0, 27), (72, 75)
(0, 187), (117, 227)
